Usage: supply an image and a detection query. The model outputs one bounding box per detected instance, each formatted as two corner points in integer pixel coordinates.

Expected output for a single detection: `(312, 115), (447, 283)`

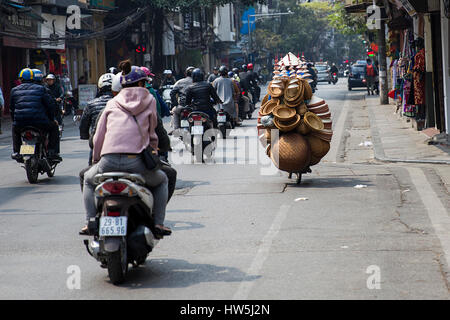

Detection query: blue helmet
(32, 69), (44, 82)
(18, 68), (34, 81)
(120, 66), (148, 86)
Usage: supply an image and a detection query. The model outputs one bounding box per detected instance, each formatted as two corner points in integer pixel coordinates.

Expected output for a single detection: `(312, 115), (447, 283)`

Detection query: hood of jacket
(114, 87), (153, 116)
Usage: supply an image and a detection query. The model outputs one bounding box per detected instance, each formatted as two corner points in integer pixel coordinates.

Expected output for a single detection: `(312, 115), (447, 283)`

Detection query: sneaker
(11, 153), (24, 162)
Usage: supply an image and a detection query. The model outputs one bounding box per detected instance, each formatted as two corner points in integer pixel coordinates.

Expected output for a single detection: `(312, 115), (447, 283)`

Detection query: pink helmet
(140, 66), (155, 77)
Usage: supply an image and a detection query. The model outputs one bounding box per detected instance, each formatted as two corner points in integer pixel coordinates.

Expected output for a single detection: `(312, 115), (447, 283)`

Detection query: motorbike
(187, 110), (216, 163)
(161, 85), (173, 111)
(63, 91), (77, 116)
(242, 90), (255, 119)
(83, 172), (161, 285)
(15, 127), (61, 184)
(331, 73), (338, 85)
(217, 107), (234, 139)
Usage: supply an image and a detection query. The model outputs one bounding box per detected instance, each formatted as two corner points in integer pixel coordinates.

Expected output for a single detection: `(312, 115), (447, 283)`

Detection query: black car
(348, 63), (379, 93)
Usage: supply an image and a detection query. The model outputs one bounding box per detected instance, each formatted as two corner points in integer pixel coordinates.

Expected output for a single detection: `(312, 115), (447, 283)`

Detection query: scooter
(187, 111), (216, 163)
(161, 85), (173, 111)
(13, 127), (61, 184)
(331, 73), (338, 85)
(83, 172), (162, 285)
(217, 107), (234, 139)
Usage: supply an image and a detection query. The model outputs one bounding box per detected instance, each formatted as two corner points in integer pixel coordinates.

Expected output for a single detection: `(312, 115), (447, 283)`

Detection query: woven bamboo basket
(270, 133), (311, 173)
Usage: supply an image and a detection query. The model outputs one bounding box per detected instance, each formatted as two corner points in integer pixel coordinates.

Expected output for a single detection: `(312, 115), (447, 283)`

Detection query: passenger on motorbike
(330, 63), (339, 79)
(170, 66), (195, 130)
(79, 73), (114, 165)
(185, 68), (223, 127)
(80, 60), (170, 237)
(10, 68), (61, 162)
(212, 66), (239, 124)
(162, 70), (176, 86)
(141, 67), (170, 118)
(247, 63), (260, 103)
(45, 74), (64, 125)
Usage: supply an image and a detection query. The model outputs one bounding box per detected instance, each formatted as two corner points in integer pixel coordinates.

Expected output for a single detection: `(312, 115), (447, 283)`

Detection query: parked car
(348, 64), (379, 93)
(315, 64), (330, 83)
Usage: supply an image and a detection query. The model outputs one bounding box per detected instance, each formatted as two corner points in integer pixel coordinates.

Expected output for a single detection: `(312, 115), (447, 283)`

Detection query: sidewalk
(365, 95), (450, 193)
(0, 117), (12, 142)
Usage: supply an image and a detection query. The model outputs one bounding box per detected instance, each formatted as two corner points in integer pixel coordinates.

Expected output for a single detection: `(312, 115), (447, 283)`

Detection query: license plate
(191, 126), (204, 135)
(99, 216), (127, 236)
(20, 145), (35, 155)
(217, 115), (226, 123)
(181, 120), (189, 128)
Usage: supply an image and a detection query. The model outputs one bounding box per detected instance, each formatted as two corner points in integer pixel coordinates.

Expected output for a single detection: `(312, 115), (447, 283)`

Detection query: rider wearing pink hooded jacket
(81, 60), (171, 237)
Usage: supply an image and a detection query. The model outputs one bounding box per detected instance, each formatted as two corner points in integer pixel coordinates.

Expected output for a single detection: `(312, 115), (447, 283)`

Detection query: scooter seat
(94, 172), (146, 185)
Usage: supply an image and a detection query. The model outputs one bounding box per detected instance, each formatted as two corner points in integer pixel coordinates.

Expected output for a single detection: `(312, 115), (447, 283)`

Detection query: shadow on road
(115, 258), (260, 290)
(286, 176), (374, 189)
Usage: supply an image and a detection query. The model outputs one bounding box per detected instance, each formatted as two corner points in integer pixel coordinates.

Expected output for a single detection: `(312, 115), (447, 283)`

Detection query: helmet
(32, 69), (44, 82)
(140, 66), (155, 77)
(219, 65), (228, 76)
(192, 68), (204, 83)
(121, 66), (148, 86)
(163, 69), (172, 75)
(247, 63), (254, 70)
(213, 66), (218, 71)
(108, 67), (118, 75)
(112, 73), (123, 93)
(98, 73), (114, 89)
(228, 71), (234, 78)
(241, 64), (248, 72)
(232, 67), (239, 74)
(46, 74), (56, 80)
(185, 66), (195, 77)
(18, 68), (34, 81)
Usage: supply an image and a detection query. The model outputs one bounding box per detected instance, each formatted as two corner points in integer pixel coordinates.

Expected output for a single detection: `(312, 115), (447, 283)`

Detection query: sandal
(155, 225), (172, 236)
(79, 225), (90, 235)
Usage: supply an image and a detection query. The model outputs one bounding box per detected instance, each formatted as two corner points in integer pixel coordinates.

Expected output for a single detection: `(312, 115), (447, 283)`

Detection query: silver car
(315, 64), (330, 83)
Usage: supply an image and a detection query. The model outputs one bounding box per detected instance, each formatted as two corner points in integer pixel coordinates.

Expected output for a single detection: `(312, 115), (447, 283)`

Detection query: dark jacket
(10, 82), (56, 126)
(239, 72), (256, 91)
(185, 81), (222, 111)
(171, 76), (193, 107)
(79, 92), (113, 140)
(46, 83), (64, 101)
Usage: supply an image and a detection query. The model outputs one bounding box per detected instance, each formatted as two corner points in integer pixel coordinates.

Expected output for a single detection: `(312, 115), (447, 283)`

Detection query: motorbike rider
(79, 73), (114, 165)
(162, 70), (176, 86)
(232, 68), (241, 82)
(141, 67), (170, 118)
(170, 66), (195, 131)
(213, 66), (240, 125)
(228, 71), (248, 121)
(185, 68), (223, 127)
(238, 64), (254, 103)
(81, 60), (171, 237)
(10, 68), (61, 162)
(247, 63), (260, 103)
(329, 63), (339, 78)
(108, 67), (119, 75)
(45, 74), (65, 127)
(306, 63), (318, 92)
(207, 67), (219, 83)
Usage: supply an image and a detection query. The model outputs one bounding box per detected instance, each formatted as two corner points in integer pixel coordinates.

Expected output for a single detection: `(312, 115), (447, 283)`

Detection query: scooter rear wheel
(107, 243), (128, 285)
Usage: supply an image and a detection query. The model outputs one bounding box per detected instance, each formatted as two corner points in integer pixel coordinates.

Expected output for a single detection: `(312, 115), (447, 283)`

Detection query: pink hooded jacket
(92, 87), (158, 162)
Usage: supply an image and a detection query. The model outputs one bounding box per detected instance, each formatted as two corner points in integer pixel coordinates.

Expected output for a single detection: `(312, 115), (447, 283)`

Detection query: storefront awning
(4, 1), (46, 23)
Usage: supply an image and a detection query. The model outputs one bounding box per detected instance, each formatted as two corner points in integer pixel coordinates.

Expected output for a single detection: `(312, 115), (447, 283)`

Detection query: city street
(0, 80), (449, 299)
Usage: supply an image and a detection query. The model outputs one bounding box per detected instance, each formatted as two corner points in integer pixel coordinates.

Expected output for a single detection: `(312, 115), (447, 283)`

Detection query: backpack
(366, 64), (376, 77)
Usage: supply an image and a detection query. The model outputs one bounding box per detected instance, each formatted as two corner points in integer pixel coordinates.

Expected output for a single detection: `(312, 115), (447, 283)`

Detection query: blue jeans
(83, 154), (168, 225)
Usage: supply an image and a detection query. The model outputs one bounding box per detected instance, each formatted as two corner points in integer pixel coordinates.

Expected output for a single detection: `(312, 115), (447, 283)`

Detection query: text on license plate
(20, 145), (35, 155)
(181, 120), (189, 128)
(217, 115), (226, 122)
(191, 126), (204, 135)
(99, 216), (127, 236)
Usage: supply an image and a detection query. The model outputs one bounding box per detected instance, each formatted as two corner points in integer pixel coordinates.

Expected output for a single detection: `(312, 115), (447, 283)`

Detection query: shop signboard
(78, 85), (97, 109)
(90, 0), (115, 10)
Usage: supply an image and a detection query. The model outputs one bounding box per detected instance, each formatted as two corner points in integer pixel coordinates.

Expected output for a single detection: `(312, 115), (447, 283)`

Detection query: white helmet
(163, 69), (172, 75)
(111, 72), (122, 93)
(98, 73), (114, 89)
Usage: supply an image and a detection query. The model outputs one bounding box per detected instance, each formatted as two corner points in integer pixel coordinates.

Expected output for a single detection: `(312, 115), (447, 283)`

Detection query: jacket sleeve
(185, 86), (192, 106)
(79, 105), (92, 140)
(155, 115), (170, 153)
(42, 90), (56, 121)
(148, 99), (159, 151)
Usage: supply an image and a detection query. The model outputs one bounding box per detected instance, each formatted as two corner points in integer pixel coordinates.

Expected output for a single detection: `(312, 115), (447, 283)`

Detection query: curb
(366, 97), (450, 165)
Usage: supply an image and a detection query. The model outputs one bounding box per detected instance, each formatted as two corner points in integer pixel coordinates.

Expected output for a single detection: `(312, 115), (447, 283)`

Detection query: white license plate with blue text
(99, 216), (127, 236)
(191, 126), (204, 135)
(181, 120), (189, 128)
(217, 115), (226, 123)
(20, 145), (35, 155)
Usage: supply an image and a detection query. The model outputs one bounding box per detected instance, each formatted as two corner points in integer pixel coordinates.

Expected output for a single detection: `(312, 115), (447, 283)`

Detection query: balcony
(343, 0), (373, 13)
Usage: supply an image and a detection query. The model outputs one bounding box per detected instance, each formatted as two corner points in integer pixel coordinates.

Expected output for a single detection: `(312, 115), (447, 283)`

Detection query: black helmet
(219, 65), (228, 76)
(241, 64), (248, 72)
(185, 66), (195, 77)
(192, 68), (204, 82)
(108, 67), (118, 75)
(232, 67), (239, 74)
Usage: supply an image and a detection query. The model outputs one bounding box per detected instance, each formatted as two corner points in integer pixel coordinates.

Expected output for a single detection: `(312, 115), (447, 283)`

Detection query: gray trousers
(172, 105), (184, 129)
(83, 154), (168, 225)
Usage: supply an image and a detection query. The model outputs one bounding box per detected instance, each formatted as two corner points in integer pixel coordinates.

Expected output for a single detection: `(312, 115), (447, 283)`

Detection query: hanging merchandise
(257, 52), (333, 184)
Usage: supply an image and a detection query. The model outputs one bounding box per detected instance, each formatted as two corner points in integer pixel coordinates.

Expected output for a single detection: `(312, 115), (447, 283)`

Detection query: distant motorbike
(83, 172), (162, 285)
(14, 127), (61, 183)
(217, 107), (234, 139)
(63, 91), (77, 116)
(161, 85), (173, 111)
(187, 110), (216, 163)
(242, 90), (255, 119)
(331, 73), (338, 85)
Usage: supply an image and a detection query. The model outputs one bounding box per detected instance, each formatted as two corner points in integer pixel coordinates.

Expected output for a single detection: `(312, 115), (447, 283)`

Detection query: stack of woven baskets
(257, 53), (333, 173)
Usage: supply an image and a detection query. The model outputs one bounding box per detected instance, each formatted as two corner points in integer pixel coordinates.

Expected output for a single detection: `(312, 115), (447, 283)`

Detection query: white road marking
(407, 167), (450, 269)
(233, 204), (290, 300)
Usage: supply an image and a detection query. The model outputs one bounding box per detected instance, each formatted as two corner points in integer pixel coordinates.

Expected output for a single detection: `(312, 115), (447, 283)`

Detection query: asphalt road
(0, 79), (449, 299)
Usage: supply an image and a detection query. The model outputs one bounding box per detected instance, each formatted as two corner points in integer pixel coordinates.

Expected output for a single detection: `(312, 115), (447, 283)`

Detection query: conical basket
(270, 133), (311, 173)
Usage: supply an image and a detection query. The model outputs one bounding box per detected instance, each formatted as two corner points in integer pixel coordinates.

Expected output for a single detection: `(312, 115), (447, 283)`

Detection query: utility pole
(377, 1), (389, 104)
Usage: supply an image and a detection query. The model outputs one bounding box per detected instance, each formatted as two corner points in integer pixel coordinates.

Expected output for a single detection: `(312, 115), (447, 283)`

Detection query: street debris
(354, 184), (368, 189)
